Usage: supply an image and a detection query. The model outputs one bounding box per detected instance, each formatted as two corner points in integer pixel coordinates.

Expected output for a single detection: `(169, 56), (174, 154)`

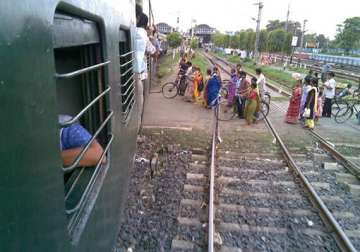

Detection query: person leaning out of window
(59, 115), (105, 167)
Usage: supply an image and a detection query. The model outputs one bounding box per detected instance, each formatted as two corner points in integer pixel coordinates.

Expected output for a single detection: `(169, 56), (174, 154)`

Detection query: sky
(149, 0), (359, 39)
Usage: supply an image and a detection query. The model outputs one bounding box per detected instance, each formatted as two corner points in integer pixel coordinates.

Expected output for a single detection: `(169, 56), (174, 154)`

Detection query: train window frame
(118, 28), (135, 123)
(52, 9), (113, 244)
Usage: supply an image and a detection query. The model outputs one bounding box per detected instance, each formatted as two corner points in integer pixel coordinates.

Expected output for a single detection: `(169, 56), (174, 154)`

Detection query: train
(0, 0), (152, 251)
(294, 52), (360, 67)
(310, 53), (360, 67)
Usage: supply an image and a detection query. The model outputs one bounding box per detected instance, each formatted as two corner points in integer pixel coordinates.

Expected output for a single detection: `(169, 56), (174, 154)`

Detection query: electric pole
(254, 1), (263, 61)
(300, 19), (308, 51)
(282, 3), (290, 63)
(284, 3), (290, 32)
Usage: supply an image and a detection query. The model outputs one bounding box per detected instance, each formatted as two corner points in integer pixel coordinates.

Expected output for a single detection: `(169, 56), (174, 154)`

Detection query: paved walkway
(143, 74), (267, 133)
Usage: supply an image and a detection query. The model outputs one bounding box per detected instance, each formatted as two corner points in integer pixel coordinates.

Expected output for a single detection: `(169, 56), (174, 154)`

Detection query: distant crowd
(175, 53), (268, 125)
(285, 69), (360, 129)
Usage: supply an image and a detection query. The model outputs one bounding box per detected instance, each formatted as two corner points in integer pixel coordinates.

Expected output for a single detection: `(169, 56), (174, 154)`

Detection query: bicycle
(334, 95), (360, 124)
(331, 93), (352, 117)
(162, 74), (190, 99)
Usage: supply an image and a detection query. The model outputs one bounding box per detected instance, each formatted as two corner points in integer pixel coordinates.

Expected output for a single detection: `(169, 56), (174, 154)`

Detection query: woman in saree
(183, 66), (195, 102)
(207, 67), (221, 107)
(303, 78), (318, 129)
(227, 68), (238, 106)
(193, 67), (204, 104)
(285, 73), (302, 124)
(244, 78), (260, 125)
(193, 67), (203, 98)
(203, 69), (212, 108)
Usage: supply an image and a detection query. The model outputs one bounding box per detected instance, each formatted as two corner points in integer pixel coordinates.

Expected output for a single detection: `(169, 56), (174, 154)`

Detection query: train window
(53, 11), (113, 243)
(119, 29), (135, 122)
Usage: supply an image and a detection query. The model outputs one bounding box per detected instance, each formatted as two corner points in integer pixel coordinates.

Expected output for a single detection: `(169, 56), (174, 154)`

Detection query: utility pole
(284, 3), (290, 32)
(282, 3), (290, 63)
(300, 19), (308, 51)
(254, 1), (264, 61)
(176, 16), (180, 32)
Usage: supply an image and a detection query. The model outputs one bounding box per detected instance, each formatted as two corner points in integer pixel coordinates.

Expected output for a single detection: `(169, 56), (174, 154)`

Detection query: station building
(156, 22), (173, 35)
(192, 24), (215, 43)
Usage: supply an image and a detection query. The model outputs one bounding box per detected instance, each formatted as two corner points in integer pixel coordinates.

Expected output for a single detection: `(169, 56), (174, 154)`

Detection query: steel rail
(309, 130), (360, 178)
(208, 105), (217, 252)
(205, 52), (357, 251)
(263, 117), (356, 252)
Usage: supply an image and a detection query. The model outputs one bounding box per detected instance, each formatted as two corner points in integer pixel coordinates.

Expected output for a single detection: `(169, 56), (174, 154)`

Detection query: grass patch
(191, 51), (211, 75)
(211, 51), (295, 92)
(157, 51), (180, 80)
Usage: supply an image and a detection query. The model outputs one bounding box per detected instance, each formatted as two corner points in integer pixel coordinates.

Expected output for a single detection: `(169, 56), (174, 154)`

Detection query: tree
(316, 34), (329, 49)
(167, 32), (182, 48)
(304, 33), (317, 48)
(239, 31), (248, 50)
(190, 38), (199, 49)
(267, 29), (292, 54)
(211, 32), (226, 47)
(229, 34), (240, 49)
(259, 30), (268, 52)
(335, 17), (360, 51)
(244, 31), (256, 54)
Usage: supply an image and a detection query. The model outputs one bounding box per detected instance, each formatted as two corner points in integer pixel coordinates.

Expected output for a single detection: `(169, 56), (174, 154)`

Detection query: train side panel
(0, 0), (139, 251)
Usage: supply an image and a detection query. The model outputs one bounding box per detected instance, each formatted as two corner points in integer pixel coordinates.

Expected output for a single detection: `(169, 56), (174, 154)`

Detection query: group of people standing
(285, 70), (337, 129)
(176, 58), (267, 125)
(225, 66), (266, 125)
(176, 55), (221, 107)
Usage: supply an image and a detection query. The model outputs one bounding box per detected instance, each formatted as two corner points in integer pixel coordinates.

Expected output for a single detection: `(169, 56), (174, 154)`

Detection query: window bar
(122, 90), (135, 106)
(65, 134), (114, 215)
(60, 87), (111, 128)
(64, 168), (85, 201)
(119, 51), (134, 58)
(121, 80), (135, 97)
(55, 61), (110, 79)
(62, 111), (114, 173)
(122, 96), (135, 116)
(120, 66), (133, 77)
(121, 73), (135, 87)
(120, 58), (134, 68)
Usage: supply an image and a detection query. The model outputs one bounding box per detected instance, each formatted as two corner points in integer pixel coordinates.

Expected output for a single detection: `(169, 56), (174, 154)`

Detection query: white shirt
(256, 73), (266, 93)
(324, 78), (336, 99)
(134, 28), (156, 80)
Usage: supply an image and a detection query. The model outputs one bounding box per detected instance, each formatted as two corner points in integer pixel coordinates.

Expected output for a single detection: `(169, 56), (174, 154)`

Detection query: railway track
(169, 53), (360, 251)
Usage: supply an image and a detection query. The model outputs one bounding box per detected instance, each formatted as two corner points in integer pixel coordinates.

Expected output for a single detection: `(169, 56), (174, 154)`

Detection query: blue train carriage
(311, 53), (360, 67)
(0, 0), (142, 251)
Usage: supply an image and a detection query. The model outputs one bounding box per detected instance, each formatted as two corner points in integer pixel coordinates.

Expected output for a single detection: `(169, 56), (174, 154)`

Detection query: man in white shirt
(322, 72), (336, 117)
(134, 8), (156, 129)
(256, 68), (266, 98)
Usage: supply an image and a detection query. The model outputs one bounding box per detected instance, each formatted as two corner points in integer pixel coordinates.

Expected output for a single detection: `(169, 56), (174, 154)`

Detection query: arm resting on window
(61, 140), (106, 167)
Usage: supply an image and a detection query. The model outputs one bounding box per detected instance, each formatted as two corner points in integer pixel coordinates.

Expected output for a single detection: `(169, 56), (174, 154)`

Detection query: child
(244, 78), (260, 125)
(315, 91), (323, 122)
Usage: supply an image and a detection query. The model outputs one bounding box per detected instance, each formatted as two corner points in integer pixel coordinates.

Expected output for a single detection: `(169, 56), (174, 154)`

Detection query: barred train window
(119, 29), (135, 121)
(53, 11), (113, 243)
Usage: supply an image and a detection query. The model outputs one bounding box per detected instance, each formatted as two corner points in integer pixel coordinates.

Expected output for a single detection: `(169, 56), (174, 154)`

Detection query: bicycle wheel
(331, 99), (341, 116)
(218, 99), (236, 121)
(335, 106), (353, 124)
(162, 82), (178, 99)
(257, 101), (270, 121)
(263, 93), (271, 104)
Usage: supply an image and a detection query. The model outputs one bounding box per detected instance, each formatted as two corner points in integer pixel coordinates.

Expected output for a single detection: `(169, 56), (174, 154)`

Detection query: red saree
(285, 86), (302, 124)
